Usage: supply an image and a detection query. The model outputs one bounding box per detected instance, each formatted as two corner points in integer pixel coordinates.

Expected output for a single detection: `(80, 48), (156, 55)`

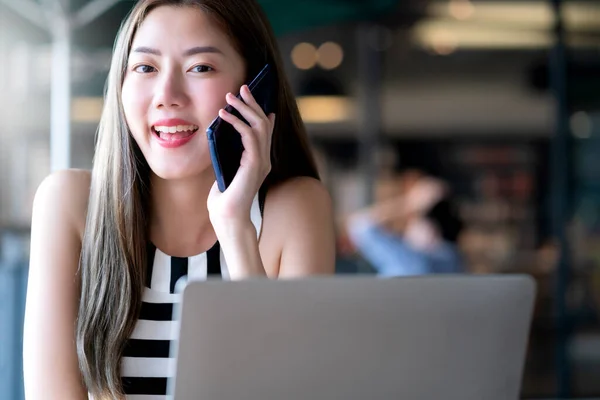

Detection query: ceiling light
(317, 42), (344, 70)
(291, 42), (318, 70)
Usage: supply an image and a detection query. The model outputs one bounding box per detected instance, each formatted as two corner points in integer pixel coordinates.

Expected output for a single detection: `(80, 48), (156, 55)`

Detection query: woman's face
(122, 5), (246, 180)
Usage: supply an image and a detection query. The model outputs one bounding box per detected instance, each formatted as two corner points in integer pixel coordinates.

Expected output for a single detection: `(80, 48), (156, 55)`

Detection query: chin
(148, 161), (212, 181)
(143, 139), (213, 181)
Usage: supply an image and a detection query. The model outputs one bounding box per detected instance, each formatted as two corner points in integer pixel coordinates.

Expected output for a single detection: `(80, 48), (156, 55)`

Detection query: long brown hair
(77, 1), (319, 398)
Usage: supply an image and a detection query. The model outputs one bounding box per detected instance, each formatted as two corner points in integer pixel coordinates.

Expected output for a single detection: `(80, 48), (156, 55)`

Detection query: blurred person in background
(346, 169), (464, 277)
(22, 1), (335, 399)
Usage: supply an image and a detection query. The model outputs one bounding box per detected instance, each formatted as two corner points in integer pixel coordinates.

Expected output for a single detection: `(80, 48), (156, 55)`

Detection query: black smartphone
(206, 64), (274, 192)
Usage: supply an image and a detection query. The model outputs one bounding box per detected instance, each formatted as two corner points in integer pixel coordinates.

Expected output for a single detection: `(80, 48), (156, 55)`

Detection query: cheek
(195, 86), (226, 119)
(194, 80), (242, 123)
(121, 78), (150, 135)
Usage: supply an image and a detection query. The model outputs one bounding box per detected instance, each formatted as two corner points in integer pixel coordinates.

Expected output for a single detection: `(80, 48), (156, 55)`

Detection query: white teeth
(153, 124), (199, 133)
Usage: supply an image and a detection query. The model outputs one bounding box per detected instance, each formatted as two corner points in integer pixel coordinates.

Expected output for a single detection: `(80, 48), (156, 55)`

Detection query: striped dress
(119, 194), (264, 399)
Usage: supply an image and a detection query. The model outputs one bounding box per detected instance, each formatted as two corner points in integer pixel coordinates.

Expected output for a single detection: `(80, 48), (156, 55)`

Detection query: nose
(153, 69), (189, 109)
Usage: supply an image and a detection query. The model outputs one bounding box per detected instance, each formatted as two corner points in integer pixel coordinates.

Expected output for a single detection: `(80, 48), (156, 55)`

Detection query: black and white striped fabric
(119, 194), (264, 399)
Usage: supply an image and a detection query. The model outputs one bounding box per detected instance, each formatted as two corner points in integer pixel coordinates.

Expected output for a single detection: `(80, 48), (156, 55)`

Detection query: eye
(134, 64), (156, 73)
(191, 65), (214, 73)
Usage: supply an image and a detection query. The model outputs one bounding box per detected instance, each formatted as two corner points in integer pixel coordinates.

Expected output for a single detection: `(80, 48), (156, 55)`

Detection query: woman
(23, 1), (336, 399)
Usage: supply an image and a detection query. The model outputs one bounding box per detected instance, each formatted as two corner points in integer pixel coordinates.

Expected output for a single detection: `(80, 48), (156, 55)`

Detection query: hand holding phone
(206, 64), (274, 192)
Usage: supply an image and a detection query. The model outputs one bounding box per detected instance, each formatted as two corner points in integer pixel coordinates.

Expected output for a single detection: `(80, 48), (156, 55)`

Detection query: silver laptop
(169, 275), (535, 400)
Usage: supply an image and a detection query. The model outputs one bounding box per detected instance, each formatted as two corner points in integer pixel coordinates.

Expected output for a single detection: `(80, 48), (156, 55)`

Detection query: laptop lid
(169, 275), (535, 400)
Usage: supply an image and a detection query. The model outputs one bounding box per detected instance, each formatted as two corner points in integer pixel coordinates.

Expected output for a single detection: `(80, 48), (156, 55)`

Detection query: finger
(218, 108), (253, 137)
(225, 92), (264, 128)
(239, 125), (261, 163)
(219, 108), (268, 164)
(220, 107), (261, 159)
(239, 85), (266, 117)
(268, 113), (276, 134)
(208, 180), (222, 197)
(266, 113), (275, 150)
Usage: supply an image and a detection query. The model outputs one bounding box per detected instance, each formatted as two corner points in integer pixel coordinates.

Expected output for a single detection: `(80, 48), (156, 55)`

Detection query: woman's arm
(23, 170), (89, 399)
(214, 177), (336, 279)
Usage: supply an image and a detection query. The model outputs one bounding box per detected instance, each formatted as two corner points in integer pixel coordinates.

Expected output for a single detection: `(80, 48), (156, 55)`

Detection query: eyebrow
(132, 46), (223, 57)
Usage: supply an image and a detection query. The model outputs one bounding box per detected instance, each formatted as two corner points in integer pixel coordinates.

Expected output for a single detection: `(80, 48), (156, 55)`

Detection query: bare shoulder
(260, 176), (336, 277)
(24, 169), (92, 398)
(266, 176), (332, 212)
(33, 169), (91, 239)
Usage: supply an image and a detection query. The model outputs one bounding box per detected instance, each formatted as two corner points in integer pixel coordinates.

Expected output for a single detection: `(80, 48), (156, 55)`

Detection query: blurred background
(1, 0), (599, 398)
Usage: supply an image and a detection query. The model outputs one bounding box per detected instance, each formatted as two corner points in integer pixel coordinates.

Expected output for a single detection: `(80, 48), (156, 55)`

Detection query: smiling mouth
(152, 125), (200, 141)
